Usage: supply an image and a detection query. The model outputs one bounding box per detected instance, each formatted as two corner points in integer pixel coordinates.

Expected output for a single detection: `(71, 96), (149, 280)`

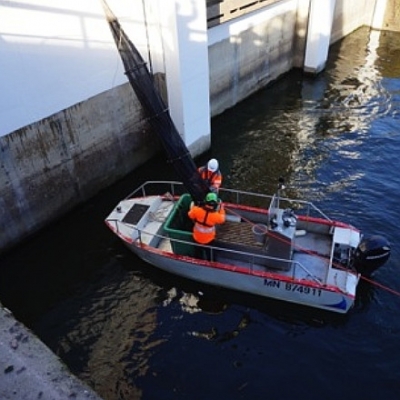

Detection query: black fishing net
(102, 0), (209, 203)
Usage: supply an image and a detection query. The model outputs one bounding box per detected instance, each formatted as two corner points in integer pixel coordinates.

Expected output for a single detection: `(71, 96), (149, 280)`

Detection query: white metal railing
(127, 221), (324, 285)
(127, 180), (333, 222)
(124, 180), (185, 200)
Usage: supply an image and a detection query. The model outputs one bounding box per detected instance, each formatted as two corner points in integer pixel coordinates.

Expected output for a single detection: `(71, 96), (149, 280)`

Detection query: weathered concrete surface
(0, 83), (161, 255)
(331, 0), (400, 43)
(0, 304), (102, 400)
(293, 0), (311, 69)
(208, 2), (297, 117)
(382, 0), (400, 32)
(331, 0), (377, 44)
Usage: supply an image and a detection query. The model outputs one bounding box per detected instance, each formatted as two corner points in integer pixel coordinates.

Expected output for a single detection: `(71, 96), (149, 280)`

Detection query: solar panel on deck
(122, 204), (150, 225)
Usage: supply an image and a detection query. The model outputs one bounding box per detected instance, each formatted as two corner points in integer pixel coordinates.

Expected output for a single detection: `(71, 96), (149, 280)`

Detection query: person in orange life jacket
(188, 192), (226, 260)
(198, 158), (222, 193)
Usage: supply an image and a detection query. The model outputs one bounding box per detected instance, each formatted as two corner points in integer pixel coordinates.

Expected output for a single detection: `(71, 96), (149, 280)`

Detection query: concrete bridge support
(304, 0), (336, 74)
(372, 0), (400, 32)
(159, 0), (211, 157)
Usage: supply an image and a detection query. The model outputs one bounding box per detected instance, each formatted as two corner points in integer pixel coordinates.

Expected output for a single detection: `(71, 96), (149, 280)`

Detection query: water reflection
(33, 247), (163, 398)
(212, 27), (395, 210)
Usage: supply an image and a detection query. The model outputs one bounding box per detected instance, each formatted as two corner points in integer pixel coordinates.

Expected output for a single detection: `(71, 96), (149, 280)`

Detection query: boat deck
(217, 221), (264, 249)
(215, 219), (332, 282)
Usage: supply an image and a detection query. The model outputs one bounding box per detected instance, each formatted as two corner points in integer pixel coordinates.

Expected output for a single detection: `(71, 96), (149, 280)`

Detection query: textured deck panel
(217, 221), (265, 249)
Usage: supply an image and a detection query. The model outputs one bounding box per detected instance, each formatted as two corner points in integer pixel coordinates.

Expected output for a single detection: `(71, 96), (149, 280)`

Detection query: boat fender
(295, 230), (306, 237)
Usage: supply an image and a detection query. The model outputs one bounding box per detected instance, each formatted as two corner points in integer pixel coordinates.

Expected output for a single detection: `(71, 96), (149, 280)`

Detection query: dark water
(1, 27), (400, 400)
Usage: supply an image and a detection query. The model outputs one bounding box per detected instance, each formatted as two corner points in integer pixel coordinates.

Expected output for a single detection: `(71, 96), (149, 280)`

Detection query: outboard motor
(353, 235), (391, 276)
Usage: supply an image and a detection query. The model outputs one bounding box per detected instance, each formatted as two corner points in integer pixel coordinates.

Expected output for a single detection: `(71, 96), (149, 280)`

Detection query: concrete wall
(331, 0), (400, 42)
(331, 0), (377, 45)
(380, 0), (400, 32)
(293, 0), (311, 69)
(0, 0), (147, 137)
(208, 0), (298, 116)
(0, 84), (160, 253)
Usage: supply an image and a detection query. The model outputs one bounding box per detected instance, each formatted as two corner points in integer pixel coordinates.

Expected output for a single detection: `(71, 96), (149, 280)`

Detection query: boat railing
(124, 181), (187, 200)
(133, 227), (324, 285)
(106, 218), (324, 286)
(126, 181), (332, 221)
(219, 187), (332, 221)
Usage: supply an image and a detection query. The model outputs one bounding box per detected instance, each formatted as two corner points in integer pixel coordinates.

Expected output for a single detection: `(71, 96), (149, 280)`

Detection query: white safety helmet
(207, 158), (219, 172)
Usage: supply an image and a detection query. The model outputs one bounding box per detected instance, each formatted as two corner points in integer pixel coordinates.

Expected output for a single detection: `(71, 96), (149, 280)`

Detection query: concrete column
(371, 0), (386, 29)
(371, 0), (397, 31)
(293, 0), (311, 68)
(304, 0), (336, 74)
(158, 0), (211, 156)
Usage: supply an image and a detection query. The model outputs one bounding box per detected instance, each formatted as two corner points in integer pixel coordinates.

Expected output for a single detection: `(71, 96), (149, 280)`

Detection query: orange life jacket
(188, 205), (226, 244)
(198, 166), (222, 191)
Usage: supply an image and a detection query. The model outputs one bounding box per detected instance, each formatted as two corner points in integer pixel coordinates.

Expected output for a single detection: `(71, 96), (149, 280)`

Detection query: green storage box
(164, 194), (195, 256)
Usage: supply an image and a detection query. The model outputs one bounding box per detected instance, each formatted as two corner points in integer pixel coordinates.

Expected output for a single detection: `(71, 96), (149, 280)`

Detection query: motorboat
(105, 180), (390, 313)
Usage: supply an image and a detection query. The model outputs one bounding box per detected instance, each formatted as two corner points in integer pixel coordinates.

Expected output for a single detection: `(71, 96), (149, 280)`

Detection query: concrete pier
(160, 0), (212, 156)
(0, 304), (102, 400)
(304, 0), (336, 74)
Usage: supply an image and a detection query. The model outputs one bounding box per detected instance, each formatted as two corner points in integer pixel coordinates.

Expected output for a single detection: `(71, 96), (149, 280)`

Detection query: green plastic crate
(164, 194), (195, 256)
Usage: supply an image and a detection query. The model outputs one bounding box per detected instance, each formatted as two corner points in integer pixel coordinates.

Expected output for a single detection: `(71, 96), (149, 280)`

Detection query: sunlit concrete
(158, 0), (211, 156)
(0, 303), (102, 400)
(0, 0), (131, 137)
(304, 0), (336, 74)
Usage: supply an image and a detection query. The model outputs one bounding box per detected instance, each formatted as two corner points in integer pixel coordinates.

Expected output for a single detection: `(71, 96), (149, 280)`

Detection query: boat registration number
(264, 279), (322, 297)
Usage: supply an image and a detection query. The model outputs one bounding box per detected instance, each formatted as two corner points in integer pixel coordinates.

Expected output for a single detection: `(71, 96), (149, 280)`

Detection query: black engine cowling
(353, 235), (391, 276)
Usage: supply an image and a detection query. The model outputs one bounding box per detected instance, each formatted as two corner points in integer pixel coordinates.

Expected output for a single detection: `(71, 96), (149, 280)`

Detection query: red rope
(359, 275), (400, 297)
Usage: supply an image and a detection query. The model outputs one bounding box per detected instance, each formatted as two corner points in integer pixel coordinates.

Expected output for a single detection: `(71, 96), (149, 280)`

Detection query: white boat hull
(128, 243), (355, 313)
